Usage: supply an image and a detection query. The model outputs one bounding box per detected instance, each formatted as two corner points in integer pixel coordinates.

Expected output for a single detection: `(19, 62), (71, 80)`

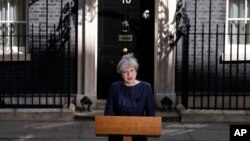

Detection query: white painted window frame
(223, 0), (250, 61)
(0, 0), (30, 61)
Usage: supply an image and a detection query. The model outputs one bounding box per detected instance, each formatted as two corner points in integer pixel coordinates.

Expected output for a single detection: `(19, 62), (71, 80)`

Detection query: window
(224, 0), (250, 61)
(0, 0), (29, 61)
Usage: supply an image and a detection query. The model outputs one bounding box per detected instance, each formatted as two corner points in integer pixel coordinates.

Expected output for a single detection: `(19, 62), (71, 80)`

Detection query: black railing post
(67, 34), (71, 107)
(236, 23), (240, 110)
(201, 23), (205, 109)
(2, 24), (6, 107)
(181, 23), (190, 108)
(192, 0), (197, 109)
(31, 24), (34, 105)
(60, 0), (64, 106)
(243, 24), (247, 109)
(38, 24), (42, 106)
(215, 24), (219, 109)
(229, 24), (233, 110)
(67, 4), (72, 108)
(222, 24), (225, 109)
(207, 0), (212, 109)
(10, 23), (13, 105)
(46, 0), (49, 106)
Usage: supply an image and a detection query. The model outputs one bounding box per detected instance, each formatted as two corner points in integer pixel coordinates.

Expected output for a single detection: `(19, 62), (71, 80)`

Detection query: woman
(104, 53), (155, 141)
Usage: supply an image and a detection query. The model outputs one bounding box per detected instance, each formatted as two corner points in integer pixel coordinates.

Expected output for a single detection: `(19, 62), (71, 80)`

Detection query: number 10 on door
(122, 0), (131, 4)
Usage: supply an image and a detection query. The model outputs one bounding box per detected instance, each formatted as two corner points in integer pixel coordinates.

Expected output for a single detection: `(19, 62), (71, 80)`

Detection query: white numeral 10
(122, 0), (131, 4)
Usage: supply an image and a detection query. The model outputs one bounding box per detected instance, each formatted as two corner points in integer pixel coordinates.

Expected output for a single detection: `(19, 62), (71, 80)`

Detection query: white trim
(227, 18), (250, 20)
(0, 0), (29, 61)
(222, 44), (250, 61)
(154, 0), (158, 94)
(0, 21), (26, 23)
(0, 46), (26, 54)
(0, 53), (31, 61)
(83, 0), (98, 101)
(77, 0), (84, 94)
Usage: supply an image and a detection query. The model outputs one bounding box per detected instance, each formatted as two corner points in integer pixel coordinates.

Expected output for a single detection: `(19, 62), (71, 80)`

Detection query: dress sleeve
(145, 84), (155, 116)
(104, 84), (114, 115)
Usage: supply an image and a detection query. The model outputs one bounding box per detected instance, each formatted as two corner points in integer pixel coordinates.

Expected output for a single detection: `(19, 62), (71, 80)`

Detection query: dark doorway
(97, 0), (154, 99)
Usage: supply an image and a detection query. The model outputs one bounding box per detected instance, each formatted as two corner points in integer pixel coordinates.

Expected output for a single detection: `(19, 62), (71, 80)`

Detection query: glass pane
(0, 0), (7, 21)
(0, 1), (2, 21)
(19, 0), (26, 21)
(11, 23), (26, 47)
(229, 0), (245, 18)
(248, 0), (250, 18)
(8, 0), (25, 21)
(239, 21), (246, 44)
(0, 23), (10, 52)
(228, 21), (237, 44)
(247, 21), (250, 44)
(0, 24), (3, 51)
(9, 0), (14, 21)
(0, 23), (25, 52)
(0, 0), (26, 52)
(228, 20), (246, 44)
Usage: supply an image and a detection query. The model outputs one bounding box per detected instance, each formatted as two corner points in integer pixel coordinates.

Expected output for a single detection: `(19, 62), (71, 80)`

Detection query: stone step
(181, 109), (250, 123)
(0, 108), (75, 121)
(73, 109), (181, 122)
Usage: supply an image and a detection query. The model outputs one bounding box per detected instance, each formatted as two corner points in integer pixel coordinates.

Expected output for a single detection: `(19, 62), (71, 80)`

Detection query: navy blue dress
(104, 81), (155, 141)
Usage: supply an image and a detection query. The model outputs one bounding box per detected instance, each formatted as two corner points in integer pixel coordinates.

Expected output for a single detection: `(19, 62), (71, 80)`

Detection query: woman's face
(121, 67), (137, 85)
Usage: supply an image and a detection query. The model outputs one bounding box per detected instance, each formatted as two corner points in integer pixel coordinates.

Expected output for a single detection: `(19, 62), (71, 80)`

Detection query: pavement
(0, 109), (231, 141)
(0, 120), (230, 141)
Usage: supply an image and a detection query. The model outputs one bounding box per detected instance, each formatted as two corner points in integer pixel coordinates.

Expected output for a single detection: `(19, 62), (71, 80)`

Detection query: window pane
(248, 0), (250, 18)
(0, 0), (7, 21)
(0, 1), (2, 20)
(228, 20), (246, 44)
(12, 23), (26, 47)
(19, 0), (26, 21)
(229, 0), (245, 18)
(228, 21), (237, 44)
(0, 24), (10, 51)
(0, 24), (4, 51)
(0, 23), (26, 53)
(239, 21), (246, 44)
(0, 0), (26, 21)
(247, 21), (250, 44)
(0, 0), (26, 52)
(11, 0), (26, 21)
(9, 0), (14, 21)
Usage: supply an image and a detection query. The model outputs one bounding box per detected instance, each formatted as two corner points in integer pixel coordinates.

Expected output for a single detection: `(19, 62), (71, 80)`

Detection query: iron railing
(0, 23), (76, 108)
(0, 0), (77, 108)
(177, 0), (250, 110)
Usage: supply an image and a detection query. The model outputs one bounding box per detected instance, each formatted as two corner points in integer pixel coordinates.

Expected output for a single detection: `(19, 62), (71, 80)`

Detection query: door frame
(76, 0), (176, 109)
(76, 0), (99, 107)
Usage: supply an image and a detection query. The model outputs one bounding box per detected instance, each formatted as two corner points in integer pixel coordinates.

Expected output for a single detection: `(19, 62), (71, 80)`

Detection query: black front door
(97, 0), (154, 99)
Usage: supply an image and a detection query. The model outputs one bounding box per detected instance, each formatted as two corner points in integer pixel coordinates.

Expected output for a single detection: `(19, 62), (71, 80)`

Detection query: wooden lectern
(95, 115), (162, 141)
